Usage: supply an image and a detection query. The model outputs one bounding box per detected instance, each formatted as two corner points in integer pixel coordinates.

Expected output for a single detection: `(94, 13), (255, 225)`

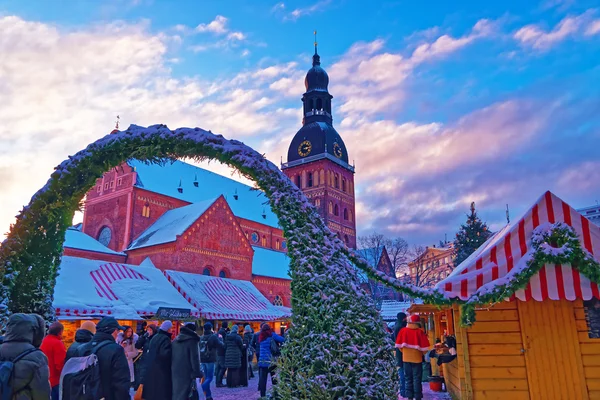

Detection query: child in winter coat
(117, 326), (139, 385)
(395, 314), (430, 400)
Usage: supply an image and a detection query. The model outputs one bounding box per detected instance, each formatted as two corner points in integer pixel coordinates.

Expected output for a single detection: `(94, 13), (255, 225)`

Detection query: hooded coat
(142, 329), (173, 400)
(0, 313), (51, 400)
(65, 329), (94, 362)
(224, 331), (243, 369)
(171, 327), (202, 400)
(77, 330), (131, 400)
(116, 331), (139, 382)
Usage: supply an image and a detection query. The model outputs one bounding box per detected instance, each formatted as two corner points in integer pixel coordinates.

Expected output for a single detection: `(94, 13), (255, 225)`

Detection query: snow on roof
(63, 227), (125, 256)
(252, 246), (290, 280)
(128, 197), (217, 250)
(165, 270), (291, 321)
(379, 300), (413, 321)
(129, 159), (280, 228)
(436, 191), (600, 302)
(54, 256), (199, 319)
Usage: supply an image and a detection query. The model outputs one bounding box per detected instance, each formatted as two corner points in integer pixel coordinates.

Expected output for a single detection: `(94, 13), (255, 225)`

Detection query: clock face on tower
(298, 140), (312, 157)
(333, 142), (343, 158)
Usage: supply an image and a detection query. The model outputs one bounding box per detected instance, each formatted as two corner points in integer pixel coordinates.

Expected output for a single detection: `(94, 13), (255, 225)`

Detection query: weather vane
(115, 115), (120, 130)
(314, 30), (317, 52)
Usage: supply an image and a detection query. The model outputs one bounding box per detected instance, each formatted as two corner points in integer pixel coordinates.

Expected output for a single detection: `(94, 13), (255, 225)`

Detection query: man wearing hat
(78, 316), (130, 400)
(172, 322), (203, 400)
(143, 320), (174, 400)
(395, 314), (430, 400)
(65, 321), (96, 362)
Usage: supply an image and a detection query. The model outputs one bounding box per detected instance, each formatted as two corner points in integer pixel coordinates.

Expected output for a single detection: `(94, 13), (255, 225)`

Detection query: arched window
(97, 226), (112, 247)
(142, 203), (151, 218)
(315, 198), (321, 207)
(316, 98), (323, 110)
(349, 210), (353, 222)
(320, 170), (325, 186)
(328, 201), (333, 214)
(334, 204), (339, 216)
(203, 268), (211, 276)
(314, 171), (319, 186)
(261, 235), (267, 246)
(310, 98), (315, 110)
(219, 270), (227, 278)
(343, 208), (348, 220)
(273, 295), (284, 307)
(342, 179), (346, 192)
(308, 172), (313, 187)
(334, 174), (339, 189)
(275, 239), (280, 250)
(295, 175), (301, 188)
(344, 235), (349, 245)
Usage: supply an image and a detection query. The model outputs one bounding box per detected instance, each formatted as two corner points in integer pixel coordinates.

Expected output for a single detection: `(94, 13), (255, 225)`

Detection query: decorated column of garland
(0, 124), (397, 398)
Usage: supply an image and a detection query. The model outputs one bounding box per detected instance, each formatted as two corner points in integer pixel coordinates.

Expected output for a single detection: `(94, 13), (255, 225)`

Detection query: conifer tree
(453, 202), (492, 266)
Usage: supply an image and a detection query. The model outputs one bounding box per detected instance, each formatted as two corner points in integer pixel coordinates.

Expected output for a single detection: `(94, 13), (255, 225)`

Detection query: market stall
(54, 256), (199, 344)
(422, 191), (600, 400)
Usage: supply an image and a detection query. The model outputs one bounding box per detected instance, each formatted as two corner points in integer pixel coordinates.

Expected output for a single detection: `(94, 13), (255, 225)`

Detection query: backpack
(59, 341), (111, 400)
(270, 338), (281, 358)
(0, 348), (39, 400)
(199, 335), (211, 362)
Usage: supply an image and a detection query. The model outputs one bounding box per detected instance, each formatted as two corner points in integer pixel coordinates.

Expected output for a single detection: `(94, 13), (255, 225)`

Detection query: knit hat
(231, 324), (239, 333)
(244, 324), (252, 333)
(184, 322), (197, 331)
(160, 320), (173, 331)
(80, 321), (96, 334)
(407, 314), (421, 324)
(203, 322), (213, 332)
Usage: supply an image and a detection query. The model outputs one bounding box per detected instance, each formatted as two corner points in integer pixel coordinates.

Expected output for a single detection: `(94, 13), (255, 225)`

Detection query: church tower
(281, 40), (357, 248)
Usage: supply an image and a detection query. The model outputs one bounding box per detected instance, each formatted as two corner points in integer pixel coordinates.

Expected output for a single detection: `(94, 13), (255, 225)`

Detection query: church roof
(252, 246), (290, 280)
(128, 197), (218, 250)
(64, 227), (126, 256)
(285, 121), (350, 166)
(129, 159), (280, 228)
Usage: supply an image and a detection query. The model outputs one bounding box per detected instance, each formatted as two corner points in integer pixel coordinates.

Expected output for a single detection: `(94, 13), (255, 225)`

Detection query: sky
(0, 0), (599, 245)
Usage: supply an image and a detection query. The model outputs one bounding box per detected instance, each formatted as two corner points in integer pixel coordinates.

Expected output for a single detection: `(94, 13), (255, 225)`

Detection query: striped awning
(165, 270), (291, 321)
(436, 191), (600, 302)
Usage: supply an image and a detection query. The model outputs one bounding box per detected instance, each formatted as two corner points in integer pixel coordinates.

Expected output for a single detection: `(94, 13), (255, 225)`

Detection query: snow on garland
(0, 124), (397, 399)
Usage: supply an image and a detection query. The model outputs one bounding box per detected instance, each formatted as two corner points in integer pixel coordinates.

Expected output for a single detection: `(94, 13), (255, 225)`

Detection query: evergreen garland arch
(0, 124), (397, 399)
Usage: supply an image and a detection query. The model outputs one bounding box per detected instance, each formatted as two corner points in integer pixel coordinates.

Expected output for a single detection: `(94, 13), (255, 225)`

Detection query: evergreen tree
(453, 202), (492, 266)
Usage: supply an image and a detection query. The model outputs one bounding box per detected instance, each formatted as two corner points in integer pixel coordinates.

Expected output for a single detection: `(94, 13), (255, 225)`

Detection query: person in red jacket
(395, 314), (430, 400)
(40, 321), (67, 400)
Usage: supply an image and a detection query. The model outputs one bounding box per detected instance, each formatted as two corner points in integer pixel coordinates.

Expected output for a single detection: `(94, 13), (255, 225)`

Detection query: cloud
(586, 19), (600, 36)
(195, 15), (228, 34)
(281, 0), (332, 21)
(241, 49), (251, 57)
(514, 10), (597, 49)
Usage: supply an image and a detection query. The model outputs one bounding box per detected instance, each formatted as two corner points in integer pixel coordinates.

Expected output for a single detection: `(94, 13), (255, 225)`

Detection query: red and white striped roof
(165, 270), (291, 321)
(54, 257), (199, 319)
(436, 191), (600, 302)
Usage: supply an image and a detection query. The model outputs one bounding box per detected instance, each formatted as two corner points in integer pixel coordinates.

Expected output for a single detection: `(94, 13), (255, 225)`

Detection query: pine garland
(0, 124), (397, 398)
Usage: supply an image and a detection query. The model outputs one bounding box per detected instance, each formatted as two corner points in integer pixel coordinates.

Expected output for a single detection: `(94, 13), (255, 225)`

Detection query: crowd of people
(0, 314), (285, 400)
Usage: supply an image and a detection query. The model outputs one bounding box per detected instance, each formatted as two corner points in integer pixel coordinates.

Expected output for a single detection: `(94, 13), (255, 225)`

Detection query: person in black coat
(134, 324), (157, 389)
(65, 321), (96, 362)
(393, 312), (407, 398)
(224, 325), (244, 388)
(215, 321), (228, 387)
(77, 317), (130, 400)
(172, 322), (203, 400)
(199, 322), (222, 400)
(142, 320), (173, 400)
(242, 325), (255, 379)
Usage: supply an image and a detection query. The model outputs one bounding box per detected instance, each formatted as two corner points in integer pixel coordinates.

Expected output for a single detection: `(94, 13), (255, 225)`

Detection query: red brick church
(59, 46), (359, 318)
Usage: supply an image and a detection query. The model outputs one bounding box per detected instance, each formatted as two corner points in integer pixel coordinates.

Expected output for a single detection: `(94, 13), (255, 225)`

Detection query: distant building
(407, 245), (454, 288)
(357, 246), (405, 301)
(577, 204), (600, 227)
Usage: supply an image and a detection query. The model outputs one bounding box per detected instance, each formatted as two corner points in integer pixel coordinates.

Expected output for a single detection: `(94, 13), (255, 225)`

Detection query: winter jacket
(199, 332), (221, 364)
(224, 332), (243, 368)
(216, 328), (228, 356)
(251, 332), (260, 358)
(142, 329), (173, 400)
(257, 333), (285, 368)
(393, 319), (407, 367)
(395, 323), (430, 364)
(40, 333), (66, 387)
(65, 328), (94, 362)
(77, 330), (130, 400)
(116, 332), (139, 382)
(171, 327), (202, 400)
(0, 313), (50, 400)
(243, 331), (255, 359)
(134, 332), (154, 384)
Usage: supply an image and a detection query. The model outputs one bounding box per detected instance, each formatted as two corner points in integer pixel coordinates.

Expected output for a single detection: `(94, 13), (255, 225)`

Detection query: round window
(97, 226), (112, 247)
(281, 240), (287, 250)
(251, 232), (259, 243)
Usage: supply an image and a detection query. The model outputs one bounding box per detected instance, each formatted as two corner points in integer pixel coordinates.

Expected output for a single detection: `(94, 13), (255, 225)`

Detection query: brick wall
(252, 276), (292, 307)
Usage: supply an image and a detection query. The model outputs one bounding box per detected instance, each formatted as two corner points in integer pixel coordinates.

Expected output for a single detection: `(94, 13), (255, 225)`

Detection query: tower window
(276, 239), (280, 250)
(329, 201), (333, 214)
(308, 172), (313, 187)
(315, 198), (321, 207)
(310, 98), (315, 110)
(334, 174), (339, 189)
(296, 175), (301, 188)
(334, 204), (339, 216)
(262, 235), (267, 246)
(349, 210), (353, 222)
(342, 179), (346, 192)
(117, 178), (122, 186)
(316, 98), (323, 110)
(343, 208), (348, 220)
(344, 235), (349, 245)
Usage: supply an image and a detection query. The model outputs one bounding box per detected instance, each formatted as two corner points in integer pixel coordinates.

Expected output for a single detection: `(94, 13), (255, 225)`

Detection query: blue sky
(0, 0), (599, 245)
